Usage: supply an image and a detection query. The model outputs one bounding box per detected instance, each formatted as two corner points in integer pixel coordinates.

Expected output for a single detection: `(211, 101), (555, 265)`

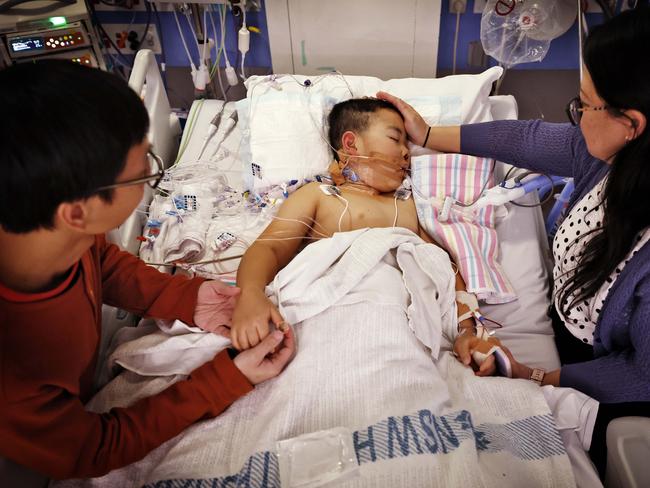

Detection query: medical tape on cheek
(346, 153), (409, 191)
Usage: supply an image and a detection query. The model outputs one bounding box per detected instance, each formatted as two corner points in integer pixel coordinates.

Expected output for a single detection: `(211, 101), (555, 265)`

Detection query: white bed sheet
(172, 96), (560, 371)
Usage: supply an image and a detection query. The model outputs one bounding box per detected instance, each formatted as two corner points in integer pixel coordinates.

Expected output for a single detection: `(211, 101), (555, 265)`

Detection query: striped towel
(411, 153), (516, 304)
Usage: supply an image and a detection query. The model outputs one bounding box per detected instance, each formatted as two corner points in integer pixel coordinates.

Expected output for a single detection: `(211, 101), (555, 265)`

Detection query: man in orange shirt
(0, 60), (295, 485)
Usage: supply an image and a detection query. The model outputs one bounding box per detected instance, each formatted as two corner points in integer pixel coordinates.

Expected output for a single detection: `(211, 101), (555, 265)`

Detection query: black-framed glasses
(96, 150), (165, 192)
(565, 97), (609, 126)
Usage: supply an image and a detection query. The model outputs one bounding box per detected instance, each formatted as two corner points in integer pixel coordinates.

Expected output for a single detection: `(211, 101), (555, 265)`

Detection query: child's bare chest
(313, 189), (420, 237)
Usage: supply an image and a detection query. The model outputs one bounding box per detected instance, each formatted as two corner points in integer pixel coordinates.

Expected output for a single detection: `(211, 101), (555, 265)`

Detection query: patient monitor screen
(10, 37), (44, 53)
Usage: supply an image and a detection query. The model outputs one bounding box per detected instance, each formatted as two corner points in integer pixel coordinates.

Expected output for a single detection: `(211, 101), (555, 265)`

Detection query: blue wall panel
(96, 0), (609, 73)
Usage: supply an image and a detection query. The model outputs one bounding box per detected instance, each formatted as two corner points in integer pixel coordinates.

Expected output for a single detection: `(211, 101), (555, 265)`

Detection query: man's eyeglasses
(96, 151), (165, 192)
(565, 97), (609, 126)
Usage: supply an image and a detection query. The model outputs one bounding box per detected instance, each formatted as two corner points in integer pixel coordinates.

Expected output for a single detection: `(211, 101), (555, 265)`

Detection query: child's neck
(340, 181), (380, 196)
(0, 229), (93, 294)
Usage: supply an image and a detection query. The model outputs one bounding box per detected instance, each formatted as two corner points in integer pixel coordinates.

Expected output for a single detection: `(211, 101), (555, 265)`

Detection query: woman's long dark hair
(558, 6), (650, 316)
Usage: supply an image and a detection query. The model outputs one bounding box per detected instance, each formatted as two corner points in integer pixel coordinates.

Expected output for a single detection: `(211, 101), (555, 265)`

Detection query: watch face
(531, 368), (545, 384)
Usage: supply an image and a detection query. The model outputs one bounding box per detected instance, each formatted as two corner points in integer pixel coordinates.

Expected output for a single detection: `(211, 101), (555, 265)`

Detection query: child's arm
(232, 183), (321, 350)
(417, 225), (497, 375)
(416, 226), (475, 328)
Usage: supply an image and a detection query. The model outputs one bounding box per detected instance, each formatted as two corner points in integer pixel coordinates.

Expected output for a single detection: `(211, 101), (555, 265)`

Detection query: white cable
(219, 4), (232, 69)
(334, 193), (350, 232)
(392, 193), (399, 228)
(208, 6), (220, 63)
(219, 3), (238, 86)
(208, 5), (228, 101)
(271, 216), (329, 238)
(202, 7), (208, 65)
(452, 11), (461, 75)
(173, 8), (196, 71)
(238, 2), (249, 80)
(184, 7), (201, 60)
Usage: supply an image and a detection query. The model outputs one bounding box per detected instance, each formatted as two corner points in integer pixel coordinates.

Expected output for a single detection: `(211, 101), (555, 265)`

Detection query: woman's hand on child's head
(231, 288), (286, 351)
(375, 91), (429, 147)
(234, 328), (296, 385)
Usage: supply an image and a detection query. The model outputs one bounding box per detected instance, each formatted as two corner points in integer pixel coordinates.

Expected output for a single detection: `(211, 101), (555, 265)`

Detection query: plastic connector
(225, 65), (238, 86)
(192, 64), (210, 91)
(238, 27), (250, 54)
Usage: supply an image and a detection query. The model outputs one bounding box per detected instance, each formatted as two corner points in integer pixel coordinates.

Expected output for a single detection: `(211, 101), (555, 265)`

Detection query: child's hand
(453, 332), (498, 377)
(231, 288), (285, 350)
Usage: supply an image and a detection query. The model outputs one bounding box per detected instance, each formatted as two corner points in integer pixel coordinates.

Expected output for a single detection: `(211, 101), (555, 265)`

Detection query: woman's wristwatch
(530, 368), (546, 385)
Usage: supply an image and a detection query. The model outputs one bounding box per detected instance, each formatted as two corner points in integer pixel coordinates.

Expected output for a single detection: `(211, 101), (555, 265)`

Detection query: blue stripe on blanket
(144, 409), (565, 488)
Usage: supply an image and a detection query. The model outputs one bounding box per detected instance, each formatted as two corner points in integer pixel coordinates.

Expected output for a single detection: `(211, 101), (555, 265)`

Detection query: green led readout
(49, 17), (67, 27)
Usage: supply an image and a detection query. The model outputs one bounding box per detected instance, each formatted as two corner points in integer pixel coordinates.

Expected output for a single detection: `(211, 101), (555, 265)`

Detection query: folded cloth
(410, 153), (516, 304)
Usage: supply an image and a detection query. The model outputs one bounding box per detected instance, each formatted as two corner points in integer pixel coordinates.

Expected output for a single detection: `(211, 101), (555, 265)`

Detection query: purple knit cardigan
(462, 120), (650, 403)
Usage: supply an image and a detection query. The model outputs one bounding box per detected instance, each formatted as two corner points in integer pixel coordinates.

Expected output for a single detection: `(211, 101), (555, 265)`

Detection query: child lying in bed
(231, 98), (496, 370)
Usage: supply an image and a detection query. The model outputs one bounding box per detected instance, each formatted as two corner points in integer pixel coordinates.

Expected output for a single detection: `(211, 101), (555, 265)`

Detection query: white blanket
(54, 228), (575, 488)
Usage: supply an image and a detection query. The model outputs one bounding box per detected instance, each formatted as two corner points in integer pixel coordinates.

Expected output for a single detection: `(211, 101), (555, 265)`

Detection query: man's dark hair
(0, 60), (149, 233)
(327, 98), (402, 161)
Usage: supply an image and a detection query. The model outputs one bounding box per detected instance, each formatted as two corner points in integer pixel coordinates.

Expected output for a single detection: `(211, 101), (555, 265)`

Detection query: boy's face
(353, 108), (410, 164)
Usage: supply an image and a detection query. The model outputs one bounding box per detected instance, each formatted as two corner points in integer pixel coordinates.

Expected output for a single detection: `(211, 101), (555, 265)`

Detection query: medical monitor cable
(219, 3), (239, 87)
(237, 0), (250, 80)
(197, 103), (227, 160)
(152, 2), (168, 87)
(208, 4), (228, 101)
(173, 7), (198, 81)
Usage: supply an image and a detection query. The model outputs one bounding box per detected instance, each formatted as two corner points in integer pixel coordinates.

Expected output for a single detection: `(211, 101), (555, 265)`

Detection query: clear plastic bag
(480, 0), (576, 67)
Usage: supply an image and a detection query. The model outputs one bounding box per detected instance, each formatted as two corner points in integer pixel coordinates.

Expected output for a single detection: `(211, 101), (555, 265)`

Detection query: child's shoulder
(293, 181), (325, 199)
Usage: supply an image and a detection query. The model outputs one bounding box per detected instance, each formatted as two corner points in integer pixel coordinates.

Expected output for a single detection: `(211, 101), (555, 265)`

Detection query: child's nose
(402, 146), (410, 163)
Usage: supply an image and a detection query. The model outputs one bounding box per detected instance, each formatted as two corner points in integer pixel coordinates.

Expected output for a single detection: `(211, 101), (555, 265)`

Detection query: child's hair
(327, 98), (402, 160)
(0, 60), (149, 233)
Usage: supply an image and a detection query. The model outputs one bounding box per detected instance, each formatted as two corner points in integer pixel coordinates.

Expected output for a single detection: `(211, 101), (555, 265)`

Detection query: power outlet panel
(100, 24), (162, 54)
(449, 0), (467, 13)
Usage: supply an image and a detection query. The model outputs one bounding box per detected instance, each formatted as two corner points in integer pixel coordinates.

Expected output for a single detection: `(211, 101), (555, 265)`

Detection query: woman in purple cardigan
(380, 6), (650, 478)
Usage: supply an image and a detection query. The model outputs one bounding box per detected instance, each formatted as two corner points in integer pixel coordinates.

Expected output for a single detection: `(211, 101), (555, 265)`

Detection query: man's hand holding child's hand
(194, 281), (241, 337)
(234, 328), (296, 384)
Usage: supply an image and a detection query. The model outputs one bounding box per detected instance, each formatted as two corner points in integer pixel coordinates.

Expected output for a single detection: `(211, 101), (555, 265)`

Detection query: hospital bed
(84, 50), (648, 488)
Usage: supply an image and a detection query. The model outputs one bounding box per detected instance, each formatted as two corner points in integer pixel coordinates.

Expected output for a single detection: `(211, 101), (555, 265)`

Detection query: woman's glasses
(565, 97), (609, 126)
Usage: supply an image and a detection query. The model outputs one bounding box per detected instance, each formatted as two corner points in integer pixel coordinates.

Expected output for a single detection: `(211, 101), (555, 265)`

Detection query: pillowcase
(238, 66), (503, 193)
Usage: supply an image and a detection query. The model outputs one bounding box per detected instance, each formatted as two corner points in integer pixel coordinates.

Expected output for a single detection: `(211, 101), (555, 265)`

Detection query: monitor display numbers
(10, 37), (44, 53)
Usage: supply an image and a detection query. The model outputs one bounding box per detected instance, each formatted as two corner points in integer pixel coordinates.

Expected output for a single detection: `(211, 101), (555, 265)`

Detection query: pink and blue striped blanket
(411, 153), (516, 304)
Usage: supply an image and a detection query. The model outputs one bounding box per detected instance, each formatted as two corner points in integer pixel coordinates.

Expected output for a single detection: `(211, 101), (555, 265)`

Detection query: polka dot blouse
(553, 176), (650, 345)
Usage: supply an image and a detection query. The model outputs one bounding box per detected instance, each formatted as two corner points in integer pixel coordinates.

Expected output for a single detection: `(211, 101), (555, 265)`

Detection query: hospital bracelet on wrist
(423, 126), (431, 147)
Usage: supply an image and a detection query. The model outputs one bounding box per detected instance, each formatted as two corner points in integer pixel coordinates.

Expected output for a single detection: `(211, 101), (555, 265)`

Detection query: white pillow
(239, 67), (503, 192)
